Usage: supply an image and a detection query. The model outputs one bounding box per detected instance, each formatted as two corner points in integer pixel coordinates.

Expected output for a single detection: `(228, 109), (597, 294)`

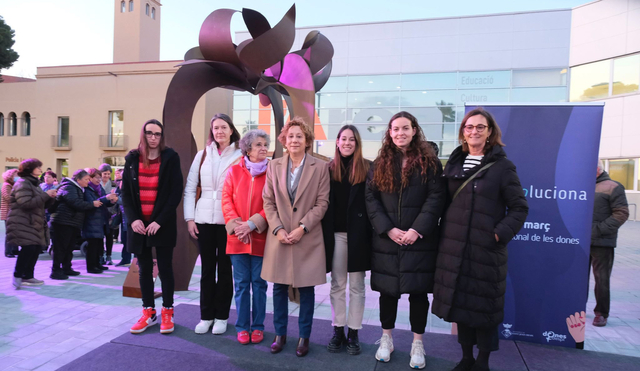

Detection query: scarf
(245, 156), (268, 177)
(88, 181), (101, 195)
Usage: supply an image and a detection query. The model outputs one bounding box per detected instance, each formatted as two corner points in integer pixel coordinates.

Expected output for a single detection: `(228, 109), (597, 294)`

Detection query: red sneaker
(130, 308), (157, 334)
(251, 330), (264, 344)
(160, 307), (174, 334)
(237, 330), (250, 344)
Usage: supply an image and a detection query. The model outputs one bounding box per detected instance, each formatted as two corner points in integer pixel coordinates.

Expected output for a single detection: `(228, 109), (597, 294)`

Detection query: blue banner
(465, 103), (604, 348)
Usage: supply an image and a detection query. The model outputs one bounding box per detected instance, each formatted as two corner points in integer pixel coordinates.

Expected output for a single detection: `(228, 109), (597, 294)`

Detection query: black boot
(346, 328), (361, 355)
(327, 326), (346, 352)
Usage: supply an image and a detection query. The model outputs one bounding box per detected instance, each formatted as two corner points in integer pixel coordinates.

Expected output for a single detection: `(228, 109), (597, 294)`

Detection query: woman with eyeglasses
(433, 107), (528, 371)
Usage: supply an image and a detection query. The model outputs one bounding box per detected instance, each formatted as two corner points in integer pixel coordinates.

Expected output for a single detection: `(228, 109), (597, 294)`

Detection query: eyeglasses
(464, 124), (488, 133)
(145, 131), (162, 138)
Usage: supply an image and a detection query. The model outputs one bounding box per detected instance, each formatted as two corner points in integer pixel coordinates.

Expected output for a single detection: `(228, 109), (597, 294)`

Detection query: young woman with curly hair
(365, 111), (446, 369)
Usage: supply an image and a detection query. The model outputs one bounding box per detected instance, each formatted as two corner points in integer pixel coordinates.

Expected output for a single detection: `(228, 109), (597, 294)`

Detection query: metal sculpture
(160, 4), (334, 290)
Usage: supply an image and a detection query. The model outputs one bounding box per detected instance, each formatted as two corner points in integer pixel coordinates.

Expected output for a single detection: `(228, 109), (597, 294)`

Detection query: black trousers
(14, 245), (41, 279)
(589, 245), (615, 318)
(138, 244), (175, 308)
(103, 225), (114, 257)
(457, 323), (499, 352)
(51, 223), (78, 272)
(197, 223), (233, 320)
(379, 293), (429, 334)
(85, 238), (103, 270)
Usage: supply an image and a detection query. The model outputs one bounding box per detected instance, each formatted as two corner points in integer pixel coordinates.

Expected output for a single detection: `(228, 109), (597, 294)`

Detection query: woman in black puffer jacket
(82, 168), (117, 274)
(365, 111), (445, 369)
(433, 108), (528, 371)
(7, 158), (57, 289)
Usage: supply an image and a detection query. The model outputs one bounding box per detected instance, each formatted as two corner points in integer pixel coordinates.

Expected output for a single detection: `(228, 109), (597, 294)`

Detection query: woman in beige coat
(261, 117), (330, 358)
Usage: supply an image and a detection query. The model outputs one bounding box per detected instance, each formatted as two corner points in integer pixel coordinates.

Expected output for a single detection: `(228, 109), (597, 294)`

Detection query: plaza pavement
(0, 221), (638, 370)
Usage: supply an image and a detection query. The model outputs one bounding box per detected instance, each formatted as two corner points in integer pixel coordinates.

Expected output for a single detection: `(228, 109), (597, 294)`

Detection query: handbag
(451, 162), (496, 201)
(195, 148), (207, 202)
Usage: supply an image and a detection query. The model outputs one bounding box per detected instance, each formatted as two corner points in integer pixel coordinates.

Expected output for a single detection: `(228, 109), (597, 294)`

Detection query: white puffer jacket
(184, 143), (242, 224)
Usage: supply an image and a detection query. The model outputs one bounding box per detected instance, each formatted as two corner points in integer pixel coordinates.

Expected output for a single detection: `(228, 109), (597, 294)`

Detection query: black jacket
(433, 145), (528, 328)
(591, 171), (629, 247)
(122, 148), (183, 253)
(81, 185), (113, 239)
(365, 154), (445, 298)
(51, 178), (96, 230)
(322, 159), (373, 273)
(6, 175), (55, 247)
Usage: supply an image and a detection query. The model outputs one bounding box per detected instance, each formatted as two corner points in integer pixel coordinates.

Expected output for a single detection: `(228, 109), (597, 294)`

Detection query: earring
(463, 140), (467, 143)
(486, 139), (489, 143)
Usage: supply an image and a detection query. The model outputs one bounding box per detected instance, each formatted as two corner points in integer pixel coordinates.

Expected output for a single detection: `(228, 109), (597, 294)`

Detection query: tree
(0, 16), (20, 82)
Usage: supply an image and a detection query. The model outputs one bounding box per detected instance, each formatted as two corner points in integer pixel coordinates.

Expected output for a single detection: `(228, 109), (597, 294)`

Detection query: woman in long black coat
(365, 111), (445, 369)
(322, 125), (372, 355)
(432, 107), (528, 371)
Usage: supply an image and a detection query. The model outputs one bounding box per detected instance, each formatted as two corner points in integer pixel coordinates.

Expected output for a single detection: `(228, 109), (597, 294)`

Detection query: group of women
(120, 106), (527, 371)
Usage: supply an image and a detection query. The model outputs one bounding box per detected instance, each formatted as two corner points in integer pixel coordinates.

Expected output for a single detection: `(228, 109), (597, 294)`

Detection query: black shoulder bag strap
(451, 162), (496, 202)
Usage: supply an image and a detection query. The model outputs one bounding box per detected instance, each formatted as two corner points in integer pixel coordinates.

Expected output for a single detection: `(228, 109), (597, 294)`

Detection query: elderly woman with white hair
(222, 129), (271, 345)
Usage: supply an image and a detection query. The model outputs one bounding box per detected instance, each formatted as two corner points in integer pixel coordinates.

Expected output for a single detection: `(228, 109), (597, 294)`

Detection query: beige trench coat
(261, 154), (330, 288)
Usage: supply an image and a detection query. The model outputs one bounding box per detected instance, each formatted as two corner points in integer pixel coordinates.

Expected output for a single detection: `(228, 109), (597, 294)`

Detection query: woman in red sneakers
(122, 119), (183, 334)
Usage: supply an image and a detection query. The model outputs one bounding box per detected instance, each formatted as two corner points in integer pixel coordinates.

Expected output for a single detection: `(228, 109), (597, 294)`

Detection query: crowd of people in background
(1, 108), (531, 371)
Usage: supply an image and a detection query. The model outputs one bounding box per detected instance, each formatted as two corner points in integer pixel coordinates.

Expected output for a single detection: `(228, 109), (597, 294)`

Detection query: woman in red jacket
(222, 129), (270, 345)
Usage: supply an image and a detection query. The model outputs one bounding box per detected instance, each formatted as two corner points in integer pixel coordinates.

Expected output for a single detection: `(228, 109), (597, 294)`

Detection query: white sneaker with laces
(12, 276), (21, 290)
(409, 340), (426, 369)
(195, 320), (214, 334)
(375, 333), (394, 362)
(212, 319), (228, 335)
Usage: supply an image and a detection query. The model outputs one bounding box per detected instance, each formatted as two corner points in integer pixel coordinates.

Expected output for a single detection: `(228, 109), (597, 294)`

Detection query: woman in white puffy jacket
(184, 113), (242, 335)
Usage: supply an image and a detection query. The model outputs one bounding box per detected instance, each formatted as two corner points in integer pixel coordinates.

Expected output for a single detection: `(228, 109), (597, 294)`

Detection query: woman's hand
(234, 221), (252, 241)
(146, 222), (161, 236)
(495, 234), (499, 242)
(187, 220), (199, 240)
(387, 228), (406, 246)
(287, 227), (305, 244)
(93, 200), (103, 207)
(276, 229), (292, 245)
(45, 189), (57, 198)
(107, 194), (118, 202)
(131, 219), (146, 234)
(239, 234), (250, 245)
(401, 229), (419, 245)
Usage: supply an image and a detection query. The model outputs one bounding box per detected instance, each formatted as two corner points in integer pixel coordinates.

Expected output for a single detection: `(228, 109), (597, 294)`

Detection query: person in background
(322, 125), (372, 356)
(8, 159), (56, 288)
(39, 167), (52, 184)
(50, 169), (102, 280)
(2, 169), (19, 258)
(589, 160), (629, 327)
(221, 129), (270, 345)
(123, 119), (183, 335)
(184, 113), (242, 335)
(365, 111), (445, 369)
(82, 168), (118, 273)
(40, 171), (57, 252)
(114, 169), (131, 267)
(99, 163), (117, 265)
(261, 117), (330, 357)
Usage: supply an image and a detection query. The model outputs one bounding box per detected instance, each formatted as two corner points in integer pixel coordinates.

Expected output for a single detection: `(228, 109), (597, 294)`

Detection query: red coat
(222, 159), (268, 256)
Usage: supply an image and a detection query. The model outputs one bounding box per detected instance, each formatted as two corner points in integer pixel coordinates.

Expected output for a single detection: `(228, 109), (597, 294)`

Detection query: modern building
(0, 0), (638, 209)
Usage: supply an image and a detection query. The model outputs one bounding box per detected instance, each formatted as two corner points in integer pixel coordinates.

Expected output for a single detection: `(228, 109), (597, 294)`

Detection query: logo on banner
(501, 323), (513, 338)
(542, 331), (567, 343)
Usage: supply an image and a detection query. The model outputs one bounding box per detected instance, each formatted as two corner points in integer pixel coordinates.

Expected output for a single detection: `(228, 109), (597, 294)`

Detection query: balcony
(99, 135), (128, 151)
(51, 135), (72, 151)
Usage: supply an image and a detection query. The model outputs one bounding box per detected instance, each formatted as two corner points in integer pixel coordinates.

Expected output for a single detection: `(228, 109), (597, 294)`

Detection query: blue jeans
(230, 254), (267, 332)
(273, 284), (314, 338)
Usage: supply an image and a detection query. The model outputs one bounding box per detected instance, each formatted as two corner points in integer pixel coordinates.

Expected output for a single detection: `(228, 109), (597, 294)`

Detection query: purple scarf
(245, 156), (268, 177)
(88, 181), (102, 195)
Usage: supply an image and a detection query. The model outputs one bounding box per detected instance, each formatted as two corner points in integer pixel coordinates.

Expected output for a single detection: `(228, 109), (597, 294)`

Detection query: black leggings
(138, 245), (175, 308)
(85, 238), (103, 270)
(103, 225), (114, 257)
(457, 323), (499, 351)
(197, 223), (233, 320)
(14, 245), (40, 279)
(379, 293), (429, 334)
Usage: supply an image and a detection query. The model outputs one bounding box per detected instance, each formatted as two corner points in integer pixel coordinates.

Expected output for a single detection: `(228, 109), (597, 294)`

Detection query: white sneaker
(409, 340), (426, 369)
(12, 277), (21, 290)
(195, 320), (214, 334)
(375, 333), (394, 362)
(22, 278), (44, 286)
(212, 319), (228, 335)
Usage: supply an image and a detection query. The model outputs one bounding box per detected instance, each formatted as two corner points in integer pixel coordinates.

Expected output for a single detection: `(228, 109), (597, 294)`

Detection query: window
(108, 111), (124, 147)
(151, 7), (155, 19)
(512, 69), (567, 87)
(56, 159), (69, 179)
(570, 60), (610, 101)
(348, 75), (401, 92)
(145, 3), (149, 15)
(402, 73), (457, 90)
(613, 54), (640, 96)
(458, 71), (511, 89)
(21, 112), (30, 136)
(58, 117), (69, 147)
(121, 1), (125, 12)
(8, 112), (17, 136)
(129, 0), (134, 12)
(608, 159), (635, 190)
(0, 113), (4, 136)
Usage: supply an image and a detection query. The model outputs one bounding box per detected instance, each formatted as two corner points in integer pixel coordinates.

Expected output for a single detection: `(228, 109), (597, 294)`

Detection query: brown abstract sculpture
(160, 4), (334, 291)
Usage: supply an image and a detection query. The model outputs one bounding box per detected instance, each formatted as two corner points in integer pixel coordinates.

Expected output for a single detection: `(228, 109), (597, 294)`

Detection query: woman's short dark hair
(85, 168), (102, 178)
(208, 113), (240, 149)
(458, 107), (505, 154)
(17, 158), (43, 177)
(72, 169), (89, 182)
(45, 170), (57, 178)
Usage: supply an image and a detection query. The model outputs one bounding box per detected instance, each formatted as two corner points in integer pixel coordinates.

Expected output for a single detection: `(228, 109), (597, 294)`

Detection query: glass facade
(570, 52), (640, 101)
(233, 68), (568, 158)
